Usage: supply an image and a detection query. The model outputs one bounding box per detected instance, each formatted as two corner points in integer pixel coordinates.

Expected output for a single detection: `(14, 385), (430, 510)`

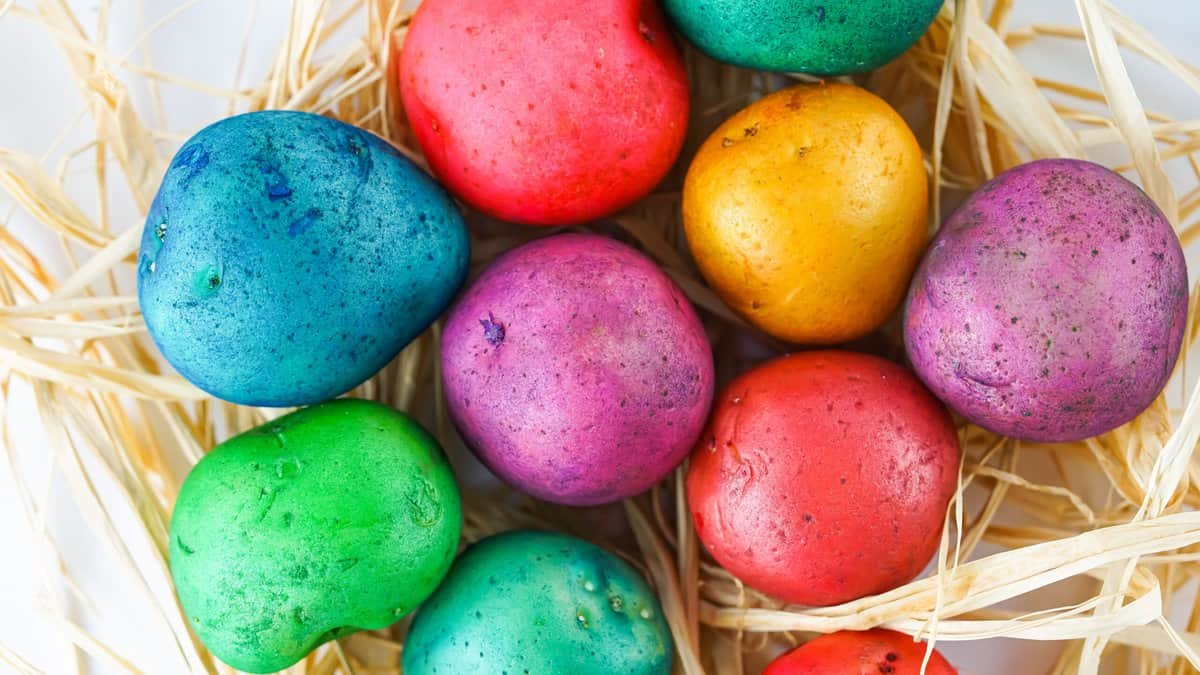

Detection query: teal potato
(661, 0), (944, 75)
(138, 110), (469, 407)
(169, 399), (462, 673)
(403, 530), (673, 675)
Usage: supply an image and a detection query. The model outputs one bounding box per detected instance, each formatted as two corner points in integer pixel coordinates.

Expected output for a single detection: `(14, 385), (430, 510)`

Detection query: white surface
(1, 1), (1199, 674)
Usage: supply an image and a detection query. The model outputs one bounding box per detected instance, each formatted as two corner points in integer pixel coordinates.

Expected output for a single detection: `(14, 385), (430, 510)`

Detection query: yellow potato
(682, 82), (928, 344)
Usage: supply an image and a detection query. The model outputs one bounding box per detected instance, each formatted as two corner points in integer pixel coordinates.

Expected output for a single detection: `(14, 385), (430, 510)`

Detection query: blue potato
(138, 111), (469, 406)
(403, 530), (673, 675)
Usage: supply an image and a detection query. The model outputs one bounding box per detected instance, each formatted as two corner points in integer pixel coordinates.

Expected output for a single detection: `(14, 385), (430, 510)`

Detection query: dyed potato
(764, 630), (957, 674)
(687, 352), (960, 606)
(683, 83), (928, 345)
(441, 234), (714, 505)
(169, 400), (461, 673)
(138, 111), (469, 407)
(404, 530), (672, 675)
(399, 0), (689, 226)
(905, 159), (1188, 442)
(662, 0), (944, 75)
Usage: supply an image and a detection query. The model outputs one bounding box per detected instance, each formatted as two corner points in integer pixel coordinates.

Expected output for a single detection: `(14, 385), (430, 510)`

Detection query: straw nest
(2, 1), (1200, 673)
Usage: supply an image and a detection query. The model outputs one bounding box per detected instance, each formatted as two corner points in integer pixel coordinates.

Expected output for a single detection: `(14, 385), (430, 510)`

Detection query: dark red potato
(687, 351), (961, 606)
(398, 0), (690, 226)
(764, 630), (957, 674)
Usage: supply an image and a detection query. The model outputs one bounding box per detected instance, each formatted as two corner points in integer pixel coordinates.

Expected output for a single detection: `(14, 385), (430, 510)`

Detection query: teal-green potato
(662, 0), (944, 75)
(403, 530), (673, 675)
(138, 110), (469, 407)
(169, 399), (461, 673)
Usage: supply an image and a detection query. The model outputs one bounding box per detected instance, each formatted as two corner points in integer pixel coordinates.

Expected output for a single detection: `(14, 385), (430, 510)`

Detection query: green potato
(404, 530), (673, 675)
(169, 399), (461, 673)
(662, 0), (944, 75)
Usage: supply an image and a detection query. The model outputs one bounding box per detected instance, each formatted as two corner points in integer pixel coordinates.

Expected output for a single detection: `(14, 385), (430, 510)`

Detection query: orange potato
(682, 82), (928, 344)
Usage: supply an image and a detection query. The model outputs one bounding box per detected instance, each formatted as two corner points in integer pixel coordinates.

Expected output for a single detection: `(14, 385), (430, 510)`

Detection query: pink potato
(398, 0), (690, 226)
(905, 159), (1188, 442)
(441, 234), (715, 505)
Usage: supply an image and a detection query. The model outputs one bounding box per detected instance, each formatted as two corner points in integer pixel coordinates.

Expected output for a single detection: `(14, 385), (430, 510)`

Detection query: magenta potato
(905, 159), (1187, 442)
(441, 234), (715, 505)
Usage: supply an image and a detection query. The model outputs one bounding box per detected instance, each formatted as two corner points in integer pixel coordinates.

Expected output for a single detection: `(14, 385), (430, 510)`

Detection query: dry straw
(1, 0), (1199, 673)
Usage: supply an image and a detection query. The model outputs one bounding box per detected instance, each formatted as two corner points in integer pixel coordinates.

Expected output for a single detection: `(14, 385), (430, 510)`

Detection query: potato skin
(169, 400), (461, 674)
(662, 0), (944, 75)
(441, 234), (714, 505)
(764, 629), (957, 674)
(904, 159), (1188, 442)
(403, 531), (672, 675)
(682, 83), (928, 345)
(686, 351), (959, 606)
(138, 111), (469, 407)
(398, 0), (689, 226)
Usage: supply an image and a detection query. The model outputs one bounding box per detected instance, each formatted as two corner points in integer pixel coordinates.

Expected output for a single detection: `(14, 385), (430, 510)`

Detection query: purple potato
(441, 233), (715, 505)
(905, 159), (1187, 442)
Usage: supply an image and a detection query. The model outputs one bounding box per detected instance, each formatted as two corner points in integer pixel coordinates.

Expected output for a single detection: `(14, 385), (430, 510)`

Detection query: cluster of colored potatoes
(140, 0), (1188, 672)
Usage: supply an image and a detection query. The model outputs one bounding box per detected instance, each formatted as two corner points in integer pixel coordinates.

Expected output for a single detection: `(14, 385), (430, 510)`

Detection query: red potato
(398, 0), (690, 226)
(764, 630), (957, 674)
(687, 351), (960, 606)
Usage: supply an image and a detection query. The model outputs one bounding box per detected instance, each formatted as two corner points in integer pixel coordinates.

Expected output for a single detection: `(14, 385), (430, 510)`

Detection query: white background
(1, 1), (1199, 674)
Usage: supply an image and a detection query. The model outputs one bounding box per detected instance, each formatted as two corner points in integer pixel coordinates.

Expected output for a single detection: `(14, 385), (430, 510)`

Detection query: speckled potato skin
(398, 0), (689, 226)
(441, 234), (715, 505)
(764, 630), (957, 675)
(662, 0), (944, 75)
(904, 159), (1188, 442)
(169, 400), (461, 674)
(403, 530), (673, 675)
(686, 352), (960, 606)
(682, 83), (928, 345)
(138, 111), (469, 407)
